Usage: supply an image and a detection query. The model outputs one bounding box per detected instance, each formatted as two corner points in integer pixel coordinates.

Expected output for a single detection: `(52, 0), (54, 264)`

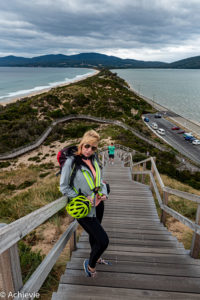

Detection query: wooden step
(66, 258), (200, 277)
(72, 249), (200, 265)
(52, 285), (200, 300)
(60, 270), (200, 293)
(79, 237), (182, 248)
(76, 243), (187, 254)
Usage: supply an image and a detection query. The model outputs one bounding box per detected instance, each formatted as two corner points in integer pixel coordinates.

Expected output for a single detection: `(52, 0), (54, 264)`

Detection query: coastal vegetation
(0, 69), (153, 153)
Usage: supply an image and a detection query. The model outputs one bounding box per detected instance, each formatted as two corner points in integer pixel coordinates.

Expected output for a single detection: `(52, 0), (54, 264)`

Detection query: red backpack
(57, 145), (77, 175)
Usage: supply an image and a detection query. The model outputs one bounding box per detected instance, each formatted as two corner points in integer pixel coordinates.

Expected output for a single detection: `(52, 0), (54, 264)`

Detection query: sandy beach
(0, 69), (99, 106)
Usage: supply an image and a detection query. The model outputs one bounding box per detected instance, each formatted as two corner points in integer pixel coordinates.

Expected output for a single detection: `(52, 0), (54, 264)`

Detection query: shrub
(132, 153), (147, 162)
(0, 161), (11, 168)
(39, 172), (50, 178)
(19, 240), (44, 283)
(28, 156), (40, 161)
(48, 109), (64, 119)
(17, 180), (36, 189)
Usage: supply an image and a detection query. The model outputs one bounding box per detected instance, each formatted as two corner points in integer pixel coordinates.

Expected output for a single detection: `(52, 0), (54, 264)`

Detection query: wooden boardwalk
(52, 156), (200, 299)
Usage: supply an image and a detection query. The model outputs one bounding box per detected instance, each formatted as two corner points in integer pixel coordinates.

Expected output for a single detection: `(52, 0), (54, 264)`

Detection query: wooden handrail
(0, 196), (67, 255)
(132, 157), (152, 166)
(163, 186), (200, 204)
(150, 157), (165, 189)
(149, 172), (163, 206)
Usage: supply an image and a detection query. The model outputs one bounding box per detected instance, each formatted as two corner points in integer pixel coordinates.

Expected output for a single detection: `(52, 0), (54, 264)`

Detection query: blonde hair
(76, 130), (100, 155)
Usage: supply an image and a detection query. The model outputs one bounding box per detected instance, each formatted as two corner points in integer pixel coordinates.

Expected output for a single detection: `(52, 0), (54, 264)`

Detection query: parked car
(184, 135), (194, 141)
(151, 122), (158, 130)
(177, 130), (185, 134)
(154, 113), (162, 118)
(192, 139), (200, 145)
(171, 126), (180, 130)
(157, 128), (165, 135)
(183, 132), (193, 137)
(144, 117), (149, 122)
(189, 137), (196, 143)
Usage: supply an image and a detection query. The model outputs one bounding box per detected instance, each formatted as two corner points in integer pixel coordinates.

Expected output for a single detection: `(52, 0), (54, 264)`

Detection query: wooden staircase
(52, 156), (200, 299)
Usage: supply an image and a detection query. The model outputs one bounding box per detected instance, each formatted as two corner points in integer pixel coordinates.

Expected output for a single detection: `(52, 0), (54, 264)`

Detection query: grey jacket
(60, 156), (108, 217)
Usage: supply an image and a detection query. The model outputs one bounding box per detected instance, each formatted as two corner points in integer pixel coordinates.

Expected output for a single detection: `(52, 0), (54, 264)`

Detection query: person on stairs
(108, 142), (115, 165)
(60, 130), (110, 277)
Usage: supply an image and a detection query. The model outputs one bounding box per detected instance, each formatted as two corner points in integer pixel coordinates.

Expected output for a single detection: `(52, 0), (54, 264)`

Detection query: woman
(60, 130), (109, 277)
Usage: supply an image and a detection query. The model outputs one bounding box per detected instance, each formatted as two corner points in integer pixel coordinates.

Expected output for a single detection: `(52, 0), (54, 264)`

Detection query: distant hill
(0, 52), (200, 68)
(0, 53), (167, 68)
(168, 55), (200, 69)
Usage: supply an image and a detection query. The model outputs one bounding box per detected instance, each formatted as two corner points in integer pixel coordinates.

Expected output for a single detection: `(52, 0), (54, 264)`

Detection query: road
(144, 113), (200, 165)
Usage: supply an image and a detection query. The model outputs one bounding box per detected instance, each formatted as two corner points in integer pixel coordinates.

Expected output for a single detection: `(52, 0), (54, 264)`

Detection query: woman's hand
(87, 196), (94, 206)
(97, 194), (107, 201)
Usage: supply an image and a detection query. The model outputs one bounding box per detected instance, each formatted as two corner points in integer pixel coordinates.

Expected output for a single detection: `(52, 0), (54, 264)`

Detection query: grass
(0, 172), (62, 223)
(160, 174), (198, 224)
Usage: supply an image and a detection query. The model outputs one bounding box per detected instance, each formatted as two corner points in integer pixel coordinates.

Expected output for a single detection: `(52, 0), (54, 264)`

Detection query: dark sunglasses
(83, 144), (97, 151)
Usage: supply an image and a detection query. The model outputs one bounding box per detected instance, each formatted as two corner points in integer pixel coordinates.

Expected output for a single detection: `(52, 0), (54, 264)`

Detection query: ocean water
(113, 69), (200, 123)
(0, 67), (95, 104)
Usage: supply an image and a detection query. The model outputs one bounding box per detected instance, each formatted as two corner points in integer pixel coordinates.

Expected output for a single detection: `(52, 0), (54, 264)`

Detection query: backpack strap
(69, 156), (82, 190)
(69, 161), (77, 188)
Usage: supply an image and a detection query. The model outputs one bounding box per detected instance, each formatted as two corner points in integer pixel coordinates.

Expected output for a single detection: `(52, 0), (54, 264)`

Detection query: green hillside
(168, 55), (200, 69)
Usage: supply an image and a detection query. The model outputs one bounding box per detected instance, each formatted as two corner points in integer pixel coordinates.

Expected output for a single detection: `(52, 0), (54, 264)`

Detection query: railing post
(0, 224), (23, 299)
(142, 162), (146, 184)
(160, 191), (168, 226)
(150, 157), (156, 190)
(70, 230), (77, 252)
(190, 204), (200, 258)
(68, 217), (76, 254)
(136, 165), (140, 182)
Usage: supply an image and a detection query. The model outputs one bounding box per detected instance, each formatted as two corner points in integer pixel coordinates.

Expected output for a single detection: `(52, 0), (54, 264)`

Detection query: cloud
(0, 0), (200, 61)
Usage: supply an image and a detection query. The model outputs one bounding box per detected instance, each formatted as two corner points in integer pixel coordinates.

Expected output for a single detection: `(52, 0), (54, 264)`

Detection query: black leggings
(78, 201), (109, 268)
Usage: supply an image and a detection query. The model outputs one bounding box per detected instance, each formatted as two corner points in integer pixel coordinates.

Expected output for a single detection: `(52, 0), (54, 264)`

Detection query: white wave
(0, 85), (51, 100)
(0, 70), (96, 102)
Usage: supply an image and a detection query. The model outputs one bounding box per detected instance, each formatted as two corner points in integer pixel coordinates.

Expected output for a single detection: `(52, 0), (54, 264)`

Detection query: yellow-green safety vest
(73, 160), (103, 199)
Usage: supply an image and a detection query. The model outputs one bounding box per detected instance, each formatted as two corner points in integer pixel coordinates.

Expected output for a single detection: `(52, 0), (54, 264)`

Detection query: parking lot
(144, 113), (200, 165)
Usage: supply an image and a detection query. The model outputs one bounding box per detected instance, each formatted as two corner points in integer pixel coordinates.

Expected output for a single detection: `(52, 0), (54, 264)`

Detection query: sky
(0, 0), (200, 62)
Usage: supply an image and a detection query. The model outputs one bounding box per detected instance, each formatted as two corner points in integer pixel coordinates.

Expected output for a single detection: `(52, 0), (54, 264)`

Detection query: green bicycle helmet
(66, 195), (91, 219)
